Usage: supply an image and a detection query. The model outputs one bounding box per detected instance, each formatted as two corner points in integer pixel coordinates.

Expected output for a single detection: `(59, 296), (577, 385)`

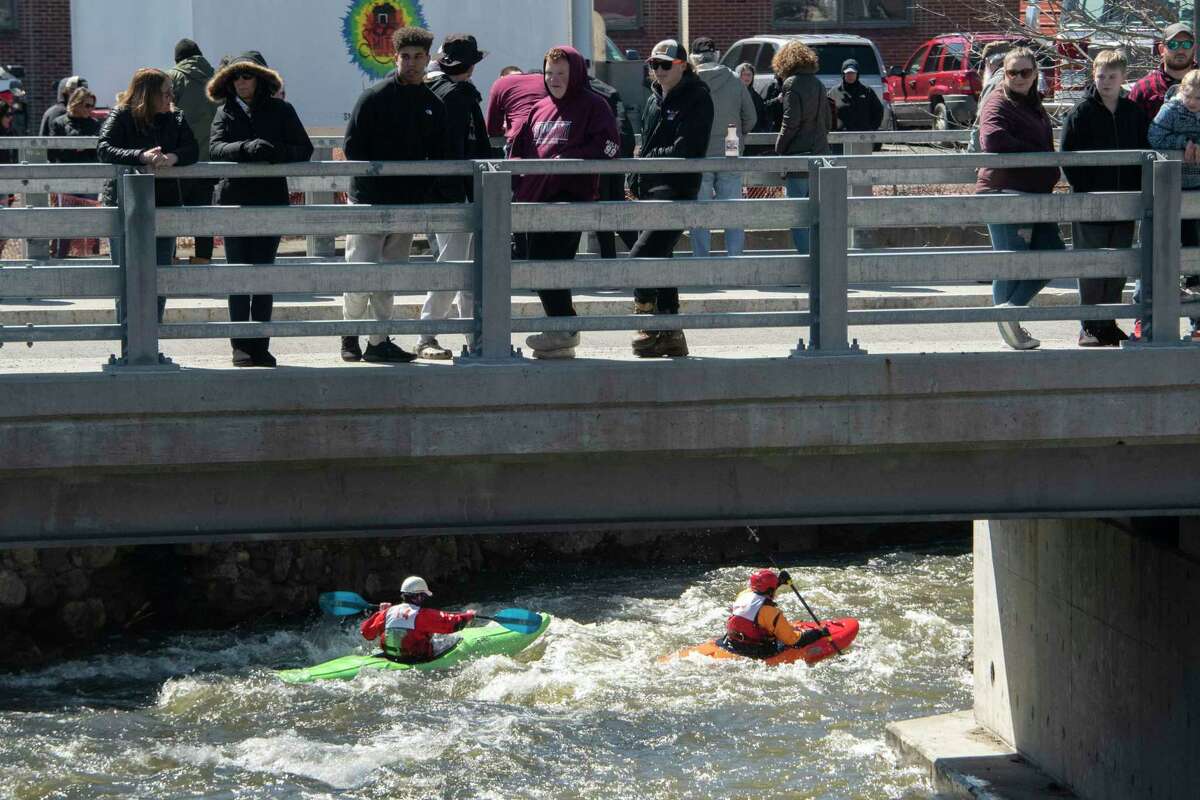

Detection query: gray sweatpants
(342, 231), (413, 346)
(418, 231), (474, 346)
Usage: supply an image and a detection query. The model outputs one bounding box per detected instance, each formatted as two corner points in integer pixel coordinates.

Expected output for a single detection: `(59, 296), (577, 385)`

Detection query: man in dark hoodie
(340, 26), (448, 364)
(509, 45), (620, 359)
(169, 38), (218, 265)
(828, 59), (883, 139)
(1060, 50), (1147, 347)
(626, 39), (714, 358)
(416, 34), (495, 360)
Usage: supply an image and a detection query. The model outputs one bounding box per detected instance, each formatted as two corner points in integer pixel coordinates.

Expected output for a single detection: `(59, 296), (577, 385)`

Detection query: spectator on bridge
(774, 40), (831, 256)
(828, 59), (883, 135)
(626, 39), (714, 358)
(485, 66), (546, 148)
(39, 75), (86, 137)
(97, 67), (199, 341)
(169, 38), (219, 267)
(499, 65), (524, 78)
(340, 26), (447, 364)
(722, 569), (826, 657)
(977, 47), (1063, 351)
(360, 575), (476, 662)
(207, 51), (313, 367)
(416, 34), (495, 361)
(1148, 68), (1200, 342)
(588, 59), (638, 260)
(47, 87), (101, 259)
(967, 42), (1012, 155)
(1060, 50), (1146, 347)
(509, 45), (620, 359)
(762, 73), (785, 132)
(737, 63), (772, 133)
(688, 37), (756, 259)
(0, 100), (17, 257)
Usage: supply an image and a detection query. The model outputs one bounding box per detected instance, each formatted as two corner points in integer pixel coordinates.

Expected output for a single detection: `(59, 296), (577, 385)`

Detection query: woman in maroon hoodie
(977, 47), (1064, 351)
(510, 45), (620, 358)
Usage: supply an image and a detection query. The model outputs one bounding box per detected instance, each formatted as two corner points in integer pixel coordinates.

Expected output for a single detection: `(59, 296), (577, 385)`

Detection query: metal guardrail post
(464, 164), (517, 362)
(305, 146), (337, 257)
(21, 146), (50, 260)
(844, 140), (874, 249)
(106, 172), (177, 371)
(800, 160), (862, 356)
(1135, 157), (1185, 347)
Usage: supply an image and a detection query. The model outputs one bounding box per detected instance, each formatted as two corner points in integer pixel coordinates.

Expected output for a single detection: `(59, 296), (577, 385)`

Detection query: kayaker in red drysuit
(360, 575), (476, 661)
(722, 569), (826, 657)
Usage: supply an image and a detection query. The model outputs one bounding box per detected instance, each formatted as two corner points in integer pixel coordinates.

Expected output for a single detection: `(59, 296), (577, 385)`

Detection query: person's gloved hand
(454, 610), (478, 631)
(243, 138), (277, 162)
(777, 570), (791, 585)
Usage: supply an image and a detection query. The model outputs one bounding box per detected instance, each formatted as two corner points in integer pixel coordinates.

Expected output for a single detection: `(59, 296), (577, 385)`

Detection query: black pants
(225, 235), (279, 352)
(631, 229), (684, 314)
(595, 174), (638, 259)
(1074, 221), (1134, 334)
(180, 178), (217, 260)
(527, 231), (582, 317)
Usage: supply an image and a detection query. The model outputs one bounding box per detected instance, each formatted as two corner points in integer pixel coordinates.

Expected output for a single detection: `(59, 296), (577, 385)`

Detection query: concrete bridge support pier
(890, 517), (1198, 799)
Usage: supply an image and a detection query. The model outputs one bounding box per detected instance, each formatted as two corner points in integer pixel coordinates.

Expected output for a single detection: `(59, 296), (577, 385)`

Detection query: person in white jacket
(688, 37), (757, 258)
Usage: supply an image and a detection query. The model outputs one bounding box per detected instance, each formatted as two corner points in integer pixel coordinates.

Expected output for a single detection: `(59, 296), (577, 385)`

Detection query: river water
(0, 544), (972, 799)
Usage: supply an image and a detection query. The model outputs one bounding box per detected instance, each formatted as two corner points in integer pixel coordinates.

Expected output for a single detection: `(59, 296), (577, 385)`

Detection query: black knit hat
(174, 38), (202, 64)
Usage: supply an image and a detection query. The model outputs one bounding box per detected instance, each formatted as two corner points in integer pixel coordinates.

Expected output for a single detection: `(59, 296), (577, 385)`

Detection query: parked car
(885, 33), (1059, 129)
(719, 34), (894, 130)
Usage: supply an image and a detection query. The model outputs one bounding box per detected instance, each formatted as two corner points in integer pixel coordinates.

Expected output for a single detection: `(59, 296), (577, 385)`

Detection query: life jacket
(382, 601), (432, 660)
(725, 591), (773, 643)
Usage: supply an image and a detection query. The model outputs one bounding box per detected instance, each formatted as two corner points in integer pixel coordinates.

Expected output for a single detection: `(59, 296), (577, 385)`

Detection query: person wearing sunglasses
(976, 47), (1064, 351)
(624, 39), (714, 358)
(46, 87), (102, 258)
(206, 52), (313, 367)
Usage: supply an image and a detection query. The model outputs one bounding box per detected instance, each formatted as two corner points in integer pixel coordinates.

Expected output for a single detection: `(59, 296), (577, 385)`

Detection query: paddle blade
(318, 591), (375, 617)
(488, 608), (544, 635)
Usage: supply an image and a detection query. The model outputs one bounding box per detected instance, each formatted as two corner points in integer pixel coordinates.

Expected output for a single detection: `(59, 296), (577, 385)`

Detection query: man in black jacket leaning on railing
(340, 26), (448, 364)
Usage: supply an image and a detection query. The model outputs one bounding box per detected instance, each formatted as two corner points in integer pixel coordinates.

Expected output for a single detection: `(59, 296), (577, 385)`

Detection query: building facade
(599, 0), (1021, 71)
(0, 0), (72, 132)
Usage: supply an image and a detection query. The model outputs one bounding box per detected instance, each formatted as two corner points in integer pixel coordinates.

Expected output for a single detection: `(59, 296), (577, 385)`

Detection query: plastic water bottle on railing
(725, 124), (739, 157)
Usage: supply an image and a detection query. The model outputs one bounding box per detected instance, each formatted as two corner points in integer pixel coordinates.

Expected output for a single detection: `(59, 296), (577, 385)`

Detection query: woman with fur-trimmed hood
(207, 52), (313, 367)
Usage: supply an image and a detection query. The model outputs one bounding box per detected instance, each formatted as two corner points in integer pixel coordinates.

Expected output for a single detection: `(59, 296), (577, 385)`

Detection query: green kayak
(277, 612), (552, 684)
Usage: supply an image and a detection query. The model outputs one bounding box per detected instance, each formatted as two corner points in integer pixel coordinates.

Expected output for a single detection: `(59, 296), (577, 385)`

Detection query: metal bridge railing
(0, 148), (1193, 370)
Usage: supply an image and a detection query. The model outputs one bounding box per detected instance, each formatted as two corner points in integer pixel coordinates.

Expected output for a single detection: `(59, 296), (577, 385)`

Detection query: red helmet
(749, 569), (779, 593)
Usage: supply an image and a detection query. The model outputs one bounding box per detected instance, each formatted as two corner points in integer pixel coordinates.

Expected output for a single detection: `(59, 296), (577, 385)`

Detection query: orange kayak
(663, 617), (859, 666)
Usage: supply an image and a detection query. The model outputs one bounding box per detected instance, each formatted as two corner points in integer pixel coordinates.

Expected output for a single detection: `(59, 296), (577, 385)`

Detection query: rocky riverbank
(0, 523), (965, 668)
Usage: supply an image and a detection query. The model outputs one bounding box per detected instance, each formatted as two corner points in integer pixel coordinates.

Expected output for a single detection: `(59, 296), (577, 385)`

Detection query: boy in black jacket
(1061, 50), (1148, 347)
(340, 26), (448, 363)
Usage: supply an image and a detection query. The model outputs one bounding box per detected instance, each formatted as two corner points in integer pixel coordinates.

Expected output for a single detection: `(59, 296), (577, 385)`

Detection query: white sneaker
(997, 320), (1040, 350)
(1180, 283), (1200, 304)
(525, 331), (580, 352)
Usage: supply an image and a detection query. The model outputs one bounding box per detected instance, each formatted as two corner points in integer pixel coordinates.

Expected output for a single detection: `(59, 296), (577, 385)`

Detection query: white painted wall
(71, 0), (576, 133)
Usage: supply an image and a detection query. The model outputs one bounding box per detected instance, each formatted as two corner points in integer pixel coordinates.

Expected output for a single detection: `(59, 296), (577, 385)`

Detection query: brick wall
(606, 0), (1021, 71)
(0, 0), (73, 133)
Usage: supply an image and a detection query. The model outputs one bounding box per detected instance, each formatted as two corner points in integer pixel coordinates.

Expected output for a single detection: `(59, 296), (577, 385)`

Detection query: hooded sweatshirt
(509, 46), (620, 202)
(693, 61), (757, 156)
(169, 54), (217, 159)
(485, 72), (548, 143)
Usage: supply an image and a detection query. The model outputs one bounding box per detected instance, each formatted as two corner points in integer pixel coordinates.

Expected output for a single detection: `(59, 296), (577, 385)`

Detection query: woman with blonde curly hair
(772, 40), (830, 255)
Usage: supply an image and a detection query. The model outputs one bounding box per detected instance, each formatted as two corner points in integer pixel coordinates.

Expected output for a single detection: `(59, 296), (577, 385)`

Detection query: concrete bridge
(2, 141), (1197, 799)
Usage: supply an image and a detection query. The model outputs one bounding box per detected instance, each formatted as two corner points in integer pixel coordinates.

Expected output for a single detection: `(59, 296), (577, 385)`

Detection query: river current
(0, 544), (972, 799)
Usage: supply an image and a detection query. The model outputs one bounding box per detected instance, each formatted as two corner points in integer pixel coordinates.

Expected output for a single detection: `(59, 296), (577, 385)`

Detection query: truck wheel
(932, 103), (952, 130)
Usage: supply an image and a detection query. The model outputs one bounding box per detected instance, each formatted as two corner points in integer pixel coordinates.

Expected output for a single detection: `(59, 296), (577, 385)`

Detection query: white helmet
(401, 575), (432, 597)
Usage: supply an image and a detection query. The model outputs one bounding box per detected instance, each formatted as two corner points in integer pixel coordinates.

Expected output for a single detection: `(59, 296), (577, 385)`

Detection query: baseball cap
(691, 37), (717, 54)
(842, 58), (860, 74)
(1162, 22), (1194, 41)
(647, 39), (687, 65)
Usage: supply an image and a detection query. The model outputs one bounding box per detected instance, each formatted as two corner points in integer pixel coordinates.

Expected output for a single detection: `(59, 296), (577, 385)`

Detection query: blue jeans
(988, 222), (1061, 306)
(690, 171), (745, 257)
(785, 175), (810, 255)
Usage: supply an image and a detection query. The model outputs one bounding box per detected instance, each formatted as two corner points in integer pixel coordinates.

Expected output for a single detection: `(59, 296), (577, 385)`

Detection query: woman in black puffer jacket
(207, 52), (313, 367)
(97, 68), (199, 330)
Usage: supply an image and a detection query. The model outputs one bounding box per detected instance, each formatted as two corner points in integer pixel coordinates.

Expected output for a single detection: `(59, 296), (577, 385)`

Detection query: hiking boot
(252, 348), (277, 367)
(632, 300), (657, 349)
(635, 329), (689, 358)
(414, 338), (453, 360)
(341, 336), (363, 362)
(232, 347), (254, 367)
(189, 257), (211, 266)
(363, 338), (417, 363)
(531, 345), (576, 359)
(525, 331), (580, 353)
(997, 320), (1040, 350)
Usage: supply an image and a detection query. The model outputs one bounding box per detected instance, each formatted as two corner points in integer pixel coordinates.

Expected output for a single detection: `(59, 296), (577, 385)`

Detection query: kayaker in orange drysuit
(360, 575), (476, 662)
(722, 568), (827, 657)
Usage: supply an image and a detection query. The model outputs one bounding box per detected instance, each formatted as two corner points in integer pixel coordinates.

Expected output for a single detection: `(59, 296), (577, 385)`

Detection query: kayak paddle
(746, 527), (842, 656)
(317, 591), (543, 634)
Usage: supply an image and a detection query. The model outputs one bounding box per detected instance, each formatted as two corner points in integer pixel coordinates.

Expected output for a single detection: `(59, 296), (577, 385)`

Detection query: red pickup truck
(885, 34), (1058, 129)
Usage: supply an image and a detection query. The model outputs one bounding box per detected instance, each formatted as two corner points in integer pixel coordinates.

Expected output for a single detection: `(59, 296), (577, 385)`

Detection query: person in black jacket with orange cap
(626, 39), (714, 358)
(208, 51), (313, 367)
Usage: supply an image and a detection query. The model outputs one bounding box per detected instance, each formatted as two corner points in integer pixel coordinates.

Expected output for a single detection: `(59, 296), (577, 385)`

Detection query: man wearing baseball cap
(625, 39), (714, 357)
(828, 57), (883, 140)
(1129, 22), (1196, 122)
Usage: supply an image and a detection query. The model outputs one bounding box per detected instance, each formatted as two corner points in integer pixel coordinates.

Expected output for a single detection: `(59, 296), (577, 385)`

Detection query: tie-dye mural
(342, 0), (429, 79)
